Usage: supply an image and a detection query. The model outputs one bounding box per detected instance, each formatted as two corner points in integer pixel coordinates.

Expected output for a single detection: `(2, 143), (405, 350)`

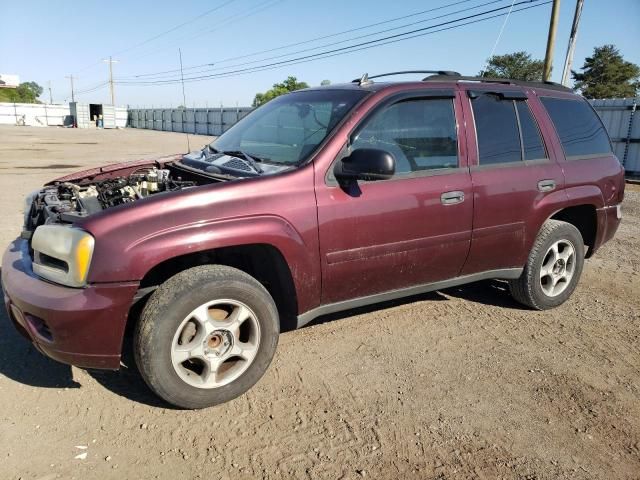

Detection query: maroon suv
(2, 71), (624, 408)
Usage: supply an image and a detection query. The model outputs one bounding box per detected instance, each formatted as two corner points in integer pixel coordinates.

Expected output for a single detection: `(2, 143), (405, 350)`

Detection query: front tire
(134, 265), (279, 409)
(509, 219), (585, 310)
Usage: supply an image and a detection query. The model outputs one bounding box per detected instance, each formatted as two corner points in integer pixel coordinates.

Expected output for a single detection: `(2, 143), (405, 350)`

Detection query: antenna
(178, 48), (191, 152)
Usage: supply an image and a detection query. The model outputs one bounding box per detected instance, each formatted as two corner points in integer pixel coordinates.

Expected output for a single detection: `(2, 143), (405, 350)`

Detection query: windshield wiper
(220, 150), (264, 174)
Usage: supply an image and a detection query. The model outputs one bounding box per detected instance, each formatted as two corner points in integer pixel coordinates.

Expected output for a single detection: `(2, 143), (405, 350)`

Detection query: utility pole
(47, 81), (53, 104)
(561, 0), (584, 86)
(103, 56), (119, 105)
(65, 75), (76, 103)
(543, 0), (561, 82)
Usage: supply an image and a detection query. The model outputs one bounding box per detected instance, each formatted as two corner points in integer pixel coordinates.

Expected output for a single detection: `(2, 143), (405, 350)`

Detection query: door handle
(537, 179), (556, 192)
(441, 191), (465, 205)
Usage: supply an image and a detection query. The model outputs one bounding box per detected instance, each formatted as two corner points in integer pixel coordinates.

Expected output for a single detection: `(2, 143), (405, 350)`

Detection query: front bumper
(2, 238), (139, 369)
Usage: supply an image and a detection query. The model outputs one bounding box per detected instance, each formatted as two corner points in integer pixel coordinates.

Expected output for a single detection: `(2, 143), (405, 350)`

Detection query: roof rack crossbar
(423, 74), (572, 92)
(352, 70), (460, 85)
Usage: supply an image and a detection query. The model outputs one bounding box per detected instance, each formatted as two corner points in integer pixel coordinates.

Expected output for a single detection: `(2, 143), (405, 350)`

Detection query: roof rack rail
(352, 70), (461, 85)
(423, 74), (573, 92)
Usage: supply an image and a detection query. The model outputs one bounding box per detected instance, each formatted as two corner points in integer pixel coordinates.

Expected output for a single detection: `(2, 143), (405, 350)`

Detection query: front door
(315, 93), (473, 305)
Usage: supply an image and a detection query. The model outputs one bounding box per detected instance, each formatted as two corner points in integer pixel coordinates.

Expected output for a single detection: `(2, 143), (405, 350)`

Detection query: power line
(123, 0), (483, 79)
(124, 0), (284, 63)
(117, 0), (505, 81)
(65, 0), (238, 80)
(75, 81), (109, 96)
(116, 3), (549, 89)
(113, 0), (238, 57)
(117, 0), (548, 86)
(483, 0), (517, 72)
(196, 1), (552, 83)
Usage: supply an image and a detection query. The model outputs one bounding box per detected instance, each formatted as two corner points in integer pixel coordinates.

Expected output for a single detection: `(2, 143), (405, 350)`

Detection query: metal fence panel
(590, 98), (639, 174)
(128, 106), (253, 137)
(102, 105), (116, 129)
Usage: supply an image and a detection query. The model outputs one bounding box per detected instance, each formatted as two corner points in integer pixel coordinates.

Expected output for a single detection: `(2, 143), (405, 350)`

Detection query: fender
(78, 162), (320, 311)
(87, 214), (320, 313)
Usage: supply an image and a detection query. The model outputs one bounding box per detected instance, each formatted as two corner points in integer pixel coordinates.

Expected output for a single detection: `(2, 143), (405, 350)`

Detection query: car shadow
(0, 275), (80, 389)
(1, 270), (524, 408)
(305, 279), (525, 328)
(442, 279), (526, 310)
(0, 273), (172, 407)
(85, 334), (180, 409)
(307, 290), (449, 327)
(85, 294), (180, 409)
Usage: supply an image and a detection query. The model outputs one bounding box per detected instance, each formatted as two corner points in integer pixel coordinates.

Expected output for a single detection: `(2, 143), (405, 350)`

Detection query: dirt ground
(0, 125), (638, 480)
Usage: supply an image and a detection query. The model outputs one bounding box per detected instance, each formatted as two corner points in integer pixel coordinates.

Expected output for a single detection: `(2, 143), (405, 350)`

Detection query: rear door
(460, 88), (565, 275)
(537, 95), (623, 208)
(315, 90), (473, 304)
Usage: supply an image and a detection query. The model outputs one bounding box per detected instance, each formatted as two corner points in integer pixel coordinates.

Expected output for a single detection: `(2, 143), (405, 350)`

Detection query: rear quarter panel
(527, 90), (625, 254)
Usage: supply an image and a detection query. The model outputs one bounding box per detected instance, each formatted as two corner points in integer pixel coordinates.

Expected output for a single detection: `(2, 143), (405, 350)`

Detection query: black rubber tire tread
(509, 219), (585, 310)
(134, 264), (279, 409)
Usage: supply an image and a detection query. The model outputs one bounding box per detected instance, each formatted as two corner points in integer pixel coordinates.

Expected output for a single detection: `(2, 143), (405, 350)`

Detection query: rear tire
(509, 220), (584, 310)
(134, 265), (279, 409)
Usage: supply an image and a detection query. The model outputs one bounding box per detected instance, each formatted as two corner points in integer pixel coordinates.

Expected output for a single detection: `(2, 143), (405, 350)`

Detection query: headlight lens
(31, 226), (95, 287)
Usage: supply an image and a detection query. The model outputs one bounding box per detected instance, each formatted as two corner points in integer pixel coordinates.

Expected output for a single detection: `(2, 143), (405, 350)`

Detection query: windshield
(211, 89), (369, 165)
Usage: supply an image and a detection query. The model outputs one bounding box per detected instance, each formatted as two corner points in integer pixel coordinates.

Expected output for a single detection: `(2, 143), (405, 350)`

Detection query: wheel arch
(549, 204), (598, 257)
(133, 243), (299, 333)
(528, 185), (604, 261)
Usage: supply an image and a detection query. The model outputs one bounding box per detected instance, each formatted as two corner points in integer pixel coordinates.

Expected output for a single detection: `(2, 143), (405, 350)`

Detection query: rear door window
(516, 101), (547, 160)
(472, 94), (523, 165)
(472, 93), (548, 165)
(540, 97), (612, 158)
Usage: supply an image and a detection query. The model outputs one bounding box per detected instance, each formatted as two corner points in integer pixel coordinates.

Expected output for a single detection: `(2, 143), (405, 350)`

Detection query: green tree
(572, 44), (640, 99)
(480, 51), (544, 81)
(252, 76), (309, 107)
(320, 79), (331, 86)
(0, 81), (43, 103)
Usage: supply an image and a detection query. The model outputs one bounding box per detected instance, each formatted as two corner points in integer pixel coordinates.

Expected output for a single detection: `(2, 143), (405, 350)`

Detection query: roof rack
(423, 74), (573, 92)
(352, 70), (461, 86)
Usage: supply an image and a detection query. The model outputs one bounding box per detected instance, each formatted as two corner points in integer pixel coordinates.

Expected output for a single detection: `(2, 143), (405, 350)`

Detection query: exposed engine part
(23, 168), (196, 236)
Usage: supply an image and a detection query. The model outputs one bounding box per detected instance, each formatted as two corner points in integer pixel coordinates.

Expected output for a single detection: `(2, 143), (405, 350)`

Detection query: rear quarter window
(540, 97), (612, 158)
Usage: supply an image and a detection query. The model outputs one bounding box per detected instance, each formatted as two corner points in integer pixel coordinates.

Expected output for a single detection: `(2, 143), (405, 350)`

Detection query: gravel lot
(0, 125), (638, 480)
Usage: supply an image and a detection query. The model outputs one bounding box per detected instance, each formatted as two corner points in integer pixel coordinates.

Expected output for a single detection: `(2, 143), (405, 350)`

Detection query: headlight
(31, 226), (95, 287)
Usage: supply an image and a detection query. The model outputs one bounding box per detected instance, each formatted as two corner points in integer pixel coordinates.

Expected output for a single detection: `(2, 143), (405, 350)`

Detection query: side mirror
(334, 148), (395, 182)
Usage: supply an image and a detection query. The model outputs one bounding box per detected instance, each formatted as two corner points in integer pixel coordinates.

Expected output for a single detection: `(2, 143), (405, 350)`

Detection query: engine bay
(23, 166), (203, 236)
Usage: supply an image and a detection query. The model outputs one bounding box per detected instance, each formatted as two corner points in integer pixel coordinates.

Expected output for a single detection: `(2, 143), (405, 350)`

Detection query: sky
(1, 0), (639, 107)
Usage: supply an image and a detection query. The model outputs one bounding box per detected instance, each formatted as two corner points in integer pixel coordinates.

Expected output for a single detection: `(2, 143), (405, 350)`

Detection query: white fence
(0, 102), (128, 128)
(127, 107), (253, 136)
(0, 102), (72, 127)
(590, 98), (639, 175)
